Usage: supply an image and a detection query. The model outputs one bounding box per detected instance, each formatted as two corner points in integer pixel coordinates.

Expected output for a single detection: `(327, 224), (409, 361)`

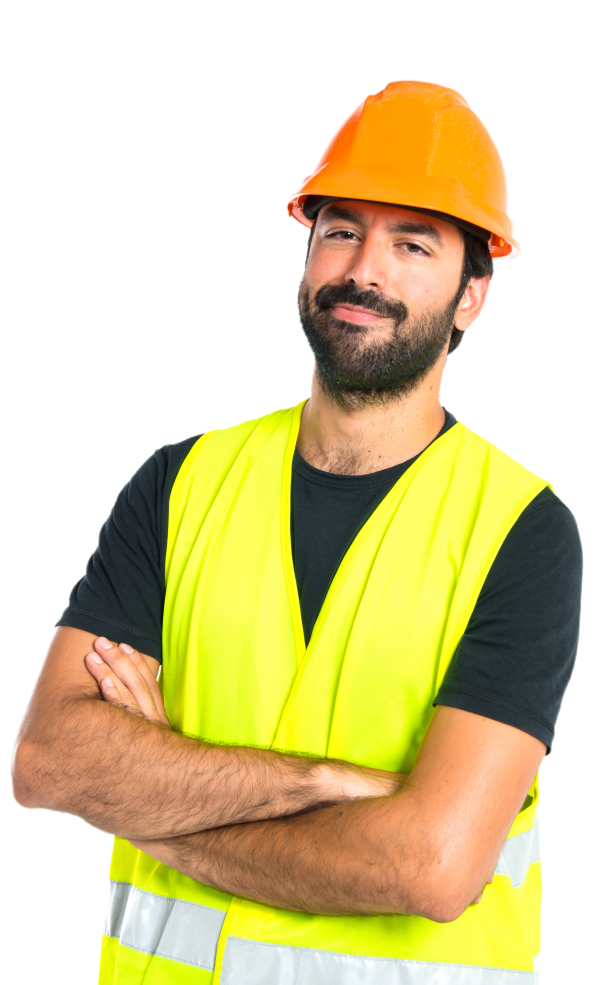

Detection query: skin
(87, 639), (510, 919)
(297, 200), (489, 473)
(13, 627), (402, 841)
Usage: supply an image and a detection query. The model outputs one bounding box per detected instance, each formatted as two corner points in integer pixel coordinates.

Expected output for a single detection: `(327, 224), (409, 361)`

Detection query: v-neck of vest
(281, 397), (460, 660)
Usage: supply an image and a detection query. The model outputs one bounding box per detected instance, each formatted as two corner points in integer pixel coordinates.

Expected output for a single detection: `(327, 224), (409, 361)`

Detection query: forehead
(318, 199), (462, 245)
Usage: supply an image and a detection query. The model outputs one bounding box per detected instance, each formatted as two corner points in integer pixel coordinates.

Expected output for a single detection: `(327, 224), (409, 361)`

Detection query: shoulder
(456, 418), (549, 476)
(173, 404), (305, 484)
(450, 425), (581, 545)
(517, 483), (575, 518)
(502, 486), (582, 568)
(205, 404), (304, 446)
(125, 435), (203, 505)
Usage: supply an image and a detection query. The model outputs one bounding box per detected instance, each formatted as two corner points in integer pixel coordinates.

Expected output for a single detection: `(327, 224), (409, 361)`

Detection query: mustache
(313, 283), (409, 323)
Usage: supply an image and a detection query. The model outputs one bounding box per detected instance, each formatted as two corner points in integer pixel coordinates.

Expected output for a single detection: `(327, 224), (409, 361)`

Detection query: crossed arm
(13, 627), (546, 922)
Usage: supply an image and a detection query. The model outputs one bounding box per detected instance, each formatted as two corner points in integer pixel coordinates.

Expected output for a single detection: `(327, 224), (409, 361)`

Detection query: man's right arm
(12, 627), (400, 840)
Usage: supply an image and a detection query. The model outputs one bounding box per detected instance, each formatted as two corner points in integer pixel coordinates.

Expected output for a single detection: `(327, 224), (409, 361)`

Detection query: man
(13, 82), (581, 983)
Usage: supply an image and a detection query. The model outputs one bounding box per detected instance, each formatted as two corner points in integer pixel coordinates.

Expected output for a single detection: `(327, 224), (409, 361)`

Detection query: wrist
(313, 761), (404, 804)
(312, 761), (364, 804)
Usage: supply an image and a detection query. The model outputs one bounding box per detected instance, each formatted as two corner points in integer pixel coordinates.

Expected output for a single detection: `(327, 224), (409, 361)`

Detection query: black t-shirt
(58, 410), (582, 753)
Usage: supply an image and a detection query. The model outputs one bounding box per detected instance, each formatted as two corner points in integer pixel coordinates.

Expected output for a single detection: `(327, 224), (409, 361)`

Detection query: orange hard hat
(288, 81), (517, 258)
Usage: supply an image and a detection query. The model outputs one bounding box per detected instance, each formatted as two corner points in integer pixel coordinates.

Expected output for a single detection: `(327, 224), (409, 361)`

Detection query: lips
(330, 304), (388, 324)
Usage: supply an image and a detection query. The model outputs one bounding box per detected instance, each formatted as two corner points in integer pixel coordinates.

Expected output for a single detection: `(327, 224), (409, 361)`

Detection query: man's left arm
(131, 705), (545, 922)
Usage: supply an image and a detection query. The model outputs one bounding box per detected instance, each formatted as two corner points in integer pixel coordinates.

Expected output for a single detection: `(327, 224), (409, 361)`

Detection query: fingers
(87, 638), (170, 725)
(85, 648), (139, 711)
(94, 636), (159, 718)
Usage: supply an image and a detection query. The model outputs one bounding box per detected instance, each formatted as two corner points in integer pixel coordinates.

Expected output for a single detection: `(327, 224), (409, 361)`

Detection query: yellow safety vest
(100, 402), (547, 984)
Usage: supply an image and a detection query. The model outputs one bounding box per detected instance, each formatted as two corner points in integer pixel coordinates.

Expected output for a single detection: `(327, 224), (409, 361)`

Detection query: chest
(161, 409), (544, 773)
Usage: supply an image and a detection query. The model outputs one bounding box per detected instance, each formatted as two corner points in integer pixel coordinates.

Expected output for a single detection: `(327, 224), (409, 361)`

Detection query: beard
(298, 279), (459, 409)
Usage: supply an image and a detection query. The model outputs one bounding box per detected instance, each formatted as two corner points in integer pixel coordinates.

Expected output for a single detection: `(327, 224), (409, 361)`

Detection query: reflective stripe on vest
(100, 404), (549, 984)
(219, 936), (538, 984)
(495, 815), (540, 887)
(105, 880), (225, 971)
(103, 816), (541, 976)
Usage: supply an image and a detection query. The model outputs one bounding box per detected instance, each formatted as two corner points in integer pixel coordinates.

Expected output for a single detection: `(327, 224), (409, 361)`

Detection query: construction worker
(13, 82), (581, 983)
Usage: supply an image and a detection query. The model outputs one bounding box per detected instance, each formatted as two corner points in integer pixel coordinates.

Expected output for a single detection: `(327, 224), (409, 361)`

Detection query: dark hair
(448, 230), (493, 353)
(305, 223), (493, 354)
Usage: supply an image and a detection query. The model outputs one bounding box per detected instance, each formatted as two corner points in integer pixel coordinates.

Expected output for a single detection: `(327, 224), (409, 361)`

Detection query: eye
(400, 241), (429, 256)
(324, 229), (359, 241)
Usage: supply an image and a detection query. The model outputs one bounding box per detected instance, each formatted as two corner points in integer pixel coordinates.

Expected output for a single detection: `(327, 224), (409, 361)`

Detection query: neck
(297, 362), (447, 475)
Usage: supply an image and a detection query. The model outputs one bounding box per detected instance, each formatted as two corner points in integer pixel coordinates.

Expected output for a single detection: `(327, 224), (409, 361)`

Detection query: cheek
(305, 251), (350, 290)
(391, 262), (461, 309)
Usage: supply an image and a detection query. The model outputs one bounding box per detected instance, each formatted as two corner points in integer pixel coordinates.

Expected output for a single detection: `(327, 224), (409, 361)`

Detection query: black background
(11, 65), (584, 985)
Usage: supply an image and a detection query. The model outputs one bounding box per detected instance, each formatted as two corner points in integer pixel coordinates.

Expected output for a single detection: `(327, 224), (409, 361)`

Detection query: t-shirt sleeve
(434, 487), (582, 753)
(56, 435), (200, 661)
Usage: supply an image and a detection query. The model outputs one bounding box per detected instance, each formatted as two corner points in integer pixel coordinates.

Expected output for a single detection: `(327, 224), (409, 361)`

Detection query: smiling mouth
(329, 304), (389, 324)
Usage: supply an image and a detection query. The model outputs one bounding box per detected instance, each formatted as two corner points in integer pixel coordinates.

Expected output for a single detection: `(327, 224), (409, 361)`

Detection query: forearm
(16, 692), (398, 841)
(130, 782), (445, 919)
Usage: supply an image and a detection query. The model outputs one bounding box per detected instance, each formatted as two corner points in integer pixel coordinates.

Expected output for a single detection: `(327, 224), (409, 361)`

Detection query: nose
(343, 232), (387, 292)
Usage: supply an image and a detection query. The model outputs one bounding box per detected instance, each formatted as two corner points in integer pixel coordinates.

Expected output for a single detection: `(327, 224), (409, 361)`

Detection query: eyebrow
(319, 205), (444, 248)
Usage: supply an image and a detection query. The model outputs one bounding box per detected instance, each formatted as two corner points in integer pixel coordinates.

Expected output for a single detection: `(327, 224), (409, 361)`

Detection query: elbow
(419, 892), (468, 925)
(9, 739), (62, 811)
(389, 894), (466, 926)
(9, 741), (37, 810)
(421, 864), (480, 924)
(387, 860), (473, 924)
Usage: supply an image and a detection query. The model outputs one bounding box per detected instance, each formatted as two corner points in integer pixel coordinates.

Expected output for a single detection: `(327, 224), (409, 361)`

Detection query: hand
(85, 638), (170, 727)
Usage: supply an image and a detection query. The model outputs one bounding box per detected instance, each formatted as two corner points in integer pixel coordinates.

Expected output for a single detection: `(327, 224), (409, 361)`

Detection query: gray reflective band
(220, 937), (537, 984)
(495, 815), (540, 888)
(106, 818), (539, 977)
(105, 880), (226, 970)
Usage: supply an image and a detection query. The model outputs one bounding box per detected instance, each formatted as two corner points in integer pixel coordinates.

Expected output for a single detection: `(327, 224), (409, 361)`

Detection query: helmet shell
(288, 82), (518, 258)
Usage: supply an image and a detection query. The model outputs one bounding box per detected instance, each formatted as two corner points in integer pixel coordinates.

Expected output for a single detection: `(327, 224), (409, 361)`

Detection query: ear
(454, 276), (490, 333)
